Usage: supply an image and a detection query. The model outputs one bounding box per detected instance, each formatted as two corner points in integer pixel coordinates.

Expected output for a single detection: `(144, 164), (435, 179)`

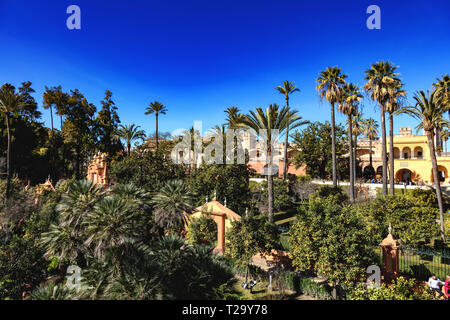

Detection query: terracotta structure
(185, 196), (241, 254)
(87, 153), (110, 186)
(379, 226), (401, 284)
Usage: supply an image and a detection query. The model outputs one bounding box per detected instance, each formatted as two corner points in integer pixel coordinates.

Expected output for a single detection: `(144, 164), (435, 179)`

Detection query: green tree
(434, 74), (450, 120)
(275, 80), (300, 181)
(386, 80), (406, 195)
(95, 90), (121, 155)
(399, 90), (449, 242)
(364, 61), (401, 195)
(362, 118), (379, 178)
(236, 104), (308, 222)
(150, 179), (195, 231)
(289, 195), (376, 287)
(186, 213), (217, 246)
(116, 124), (146, 155)
(338, 83), (363, 201)
(291, 121), (348, 180)
(145, 101), (167, 150)
(316, 67), (347, 187)
(0, 83), (33, 200)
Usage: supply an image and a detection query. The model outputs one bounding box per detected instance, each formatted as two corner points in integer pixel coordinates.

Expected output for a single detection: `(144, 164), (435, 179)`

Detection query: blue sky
(0, 0), (449, 137)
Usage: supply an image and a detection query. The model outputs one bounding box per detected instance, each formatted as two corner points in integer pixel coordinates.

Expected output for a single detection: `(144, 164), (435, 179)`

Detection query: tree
(224, 106), (244, 129)
(289, 195), (376, 287)
(291, 121), (348, 180)
(434, 75), (450, 120)
(150, 179), (195, 230)
(96, 90), (121, 155)
(441, 129), (450, 153)
(386, 80), (406, 195)
(62, 89), (97, 179)
(116, 124), (146, 155)
(0, 84), (32, 200)
(316, 67), (347, 187)
(362, 118), (379, 178)
(338, 83), (363, 201)
(364, 61), (401, 195)
(145, 101), (167, 150)
(275, 80), (300, 181)
(227, 216), (279, 284)
(235, 104), (308, 222)
(351, 111), (364, 181)
(399, 90), (448, 242)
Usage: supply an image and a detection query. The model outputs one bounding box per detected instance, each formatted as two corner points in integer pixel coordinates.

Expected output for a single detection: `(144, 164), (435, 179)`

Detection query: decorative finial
(224, 198), (227, 207)
(245, 208), (248, 217)
(213, 190), (217, 200)
(388, 223), (392, 235)
(205, 195), (208, 203)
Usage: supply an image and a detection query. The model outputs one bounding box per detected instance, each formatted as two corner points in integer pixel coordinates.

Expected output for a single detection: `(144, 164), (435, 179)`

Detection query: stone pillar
(379, 228), (401, 284)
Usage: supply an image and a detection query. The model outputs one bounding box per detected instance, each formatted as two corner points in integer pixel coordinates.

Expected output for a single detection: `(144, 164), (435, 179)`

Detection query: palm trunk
(5, 113), (11, 202)
(348, 115), (354, 202)
(427, 131), (446, 242)
(389, 113), (395, 195)
(60, 115), (63, 129)
(380, 105), (388, 195)
(283, 96), (289, 181)
(369, 138), (373, 178)
(155, 113), (159, 150)
(353, 133), (357, 182)
(331, 102), (337, 187)
(49, 105), (54, 132)
(267, 146), (274, 223)
(127, 143), (131, 155)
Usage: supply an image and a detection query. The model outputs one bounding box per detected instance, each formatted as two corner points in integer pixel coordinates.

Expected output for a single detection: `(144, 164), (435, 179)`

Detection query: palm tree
(316, 67), (347, 187)
(0, 84), (30, 200)
(441, 129), (450, 153)
(386, 80), (406, 194)
(351, 111), (364, 183)
(362, 118), (379, 178)
(150, 179), (196, 230)
(145, 101), (167, 150)
(40, 180), (105, 266)
(225, 106), (245, 129)
(235, 104), (308, 222)
(275, 81), (300, 181)
(338, 83), (363, 202)
(116, 124), (146, 155)
(364, 61), (401, 195)
(434, 75), (450, 120)
(399, 90), (448, 242)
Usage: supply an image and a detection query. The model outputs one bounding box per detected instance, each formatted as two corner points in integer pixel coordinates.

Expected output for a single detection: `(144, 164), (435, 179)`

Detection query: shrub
(348, 277), (439, 300)
(186, 213), (217, 246)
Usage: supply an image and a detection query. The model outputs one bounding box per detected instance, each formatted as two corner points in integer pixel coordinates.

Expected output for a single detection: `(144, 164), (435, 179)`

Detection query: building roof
(190, 199), (241, 221)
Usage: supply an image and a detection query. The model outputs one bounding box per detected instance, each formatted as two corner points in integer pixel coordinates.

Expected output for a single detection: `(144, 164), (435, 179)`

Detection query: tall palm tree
(150, 179), (195, 230)
(441, 129), (450, 153)
(145, 101), (167, 150)
(386, 80), (406, 194)
(399, 90), (448, 242)
(351, 111), (364, 182)
(275, 81), (300, 181)
(316, 67), (347, 187)
(43, 86), (56, 132)
(235, 104), (308, 222)
(0, 84), (30, 201)
(434, 75), (450, 120)
(362, 118), (379, 178)
(338, 83), (363, 202)
(364, 61), (401, 195)
(116, 124), (146, 155)
(225, 106), (245, 129)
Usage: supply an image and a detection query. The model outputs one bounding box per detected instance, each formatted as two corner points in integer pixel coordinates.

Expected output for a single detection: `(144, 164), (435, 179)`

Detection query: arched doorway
(393, 147), (400, 159)
(395, 169), (414, 183)
(431, 165), (448, 183)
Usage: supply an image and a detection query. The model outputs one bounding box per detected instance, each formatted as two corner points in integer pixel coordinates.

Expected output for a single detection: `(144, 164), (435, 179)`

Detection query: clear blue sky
(0, 0), (449, 137)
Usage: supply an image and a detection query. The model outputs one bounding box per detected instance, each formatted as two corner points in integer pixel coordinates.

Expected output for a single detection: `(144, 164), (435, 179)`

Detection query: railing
(398, 246), (450, 281)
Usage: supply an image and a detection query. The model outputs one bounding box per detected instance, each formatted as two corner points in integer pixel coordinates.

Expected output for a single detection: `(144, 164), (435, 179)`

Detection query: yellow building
(358, 127), (450, 184)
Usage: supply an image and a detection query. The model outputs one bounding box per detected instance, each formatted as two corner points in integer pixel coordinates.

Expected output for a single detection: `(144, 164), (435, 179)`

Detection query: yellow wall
(387, 135), (450, 183)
